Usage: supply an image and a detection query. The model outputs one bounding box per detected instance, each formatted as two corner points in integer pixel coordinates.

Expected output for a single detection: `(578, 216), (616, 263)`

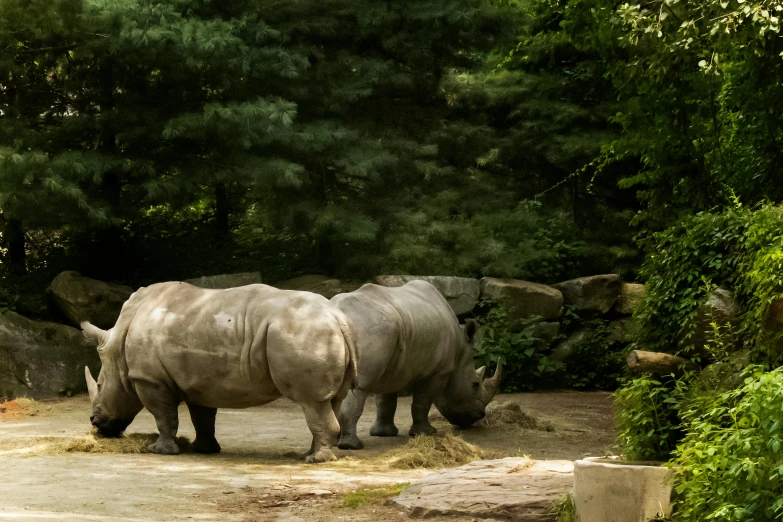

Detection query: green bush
(473, 306), (563, 392)
(672, 366), (783, 522)
(614, 373), (691, 461)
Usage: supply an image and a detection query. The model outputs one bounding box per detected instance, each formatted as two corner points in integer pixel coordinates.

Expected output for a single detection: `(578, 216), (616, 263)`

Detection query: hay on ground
(0, 432), (191, 456)
(477, 402), (554, 431)
(382, 433), (500, 469)
(0, 398), (53, 418)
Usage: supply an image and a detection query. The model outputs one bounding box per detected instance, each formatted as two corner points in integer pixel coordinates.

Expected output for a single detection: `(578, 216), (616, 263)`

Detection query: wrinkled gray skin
(83, 282), (358, 463)
(331, 281), (501, 450)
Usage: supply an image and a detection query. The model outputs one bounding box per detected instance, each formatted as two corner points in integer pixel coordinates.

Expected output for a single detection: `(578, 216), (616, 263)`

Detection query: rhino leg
(409, 380), (443, 437)
(337, 389), (368, 450)
(370, 393), (399, 437)
(301, 400), (340, 463)
(136, 383), (181, 455)
(187, 403), (221, 454)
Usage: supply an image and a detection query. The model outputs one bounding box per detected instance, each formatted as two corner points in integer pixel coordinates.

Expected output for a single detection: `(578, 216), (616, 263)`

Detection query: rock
(47, 271), (134, 330)
(185, 272), (262, 289)
(553, 274), (623, 315)
(573, 457), (674, 522)
(679, 287), (740, 360)
(274, 275), (348, 299)
(0, 311), (100, 399)
(479, 278), (563, 328)
(530, 321), (561, 345)
(376, 276), (480, 316)
(608, 318), (641, 344)
(613, 283), (646, 316)
(395, 457), (573, 521)
(551, 330), (587, 362)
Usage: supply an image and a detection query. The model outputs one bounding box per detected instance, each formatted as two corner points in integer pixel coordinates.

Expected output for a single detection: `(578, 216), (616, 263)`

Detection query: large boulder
(0, 311), (99, 399)
(551, 330), (588, 362)
(274, 275), (363, 300)
(530, 321), (561, 345)
(679, 287), (740, 359)
(608, 318), (641, 344)
(395, 457), (573, 521)
(376, 275), (480, 316)
(47, 271), (134, 329)
(613, 283), (646, 316)
(553, 274), (623, 315)
(185, 272), (262, 289)
(479, 278), (563, 329)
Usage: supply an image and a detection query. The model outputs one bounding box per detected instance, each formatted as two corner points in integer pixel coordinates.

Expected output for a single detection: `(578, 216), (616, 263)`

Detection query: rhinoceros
(82, 281), (358, 463)
(331, 281), (502, 449)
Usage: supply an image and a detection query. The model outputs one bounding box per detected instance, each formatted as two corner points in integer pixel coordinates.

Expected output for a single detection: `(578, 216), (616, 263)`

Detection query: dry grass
(0, 398), (53, 419)
(477, 401), (554, 431)
(381, 433), (500, 469)
(0, 432), (191, 456)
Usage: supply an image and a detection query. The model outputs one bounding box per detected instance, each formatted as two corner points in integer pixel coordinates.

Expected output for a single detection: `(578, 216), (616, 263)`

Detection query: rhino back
(332, 281), (462, 393)
(119, 282), (349, 408)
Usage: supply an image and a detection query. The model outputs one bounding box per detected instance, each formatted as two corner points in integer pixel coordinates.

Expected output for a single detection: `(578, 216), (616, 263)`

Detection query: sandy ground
(0, 392), (614, 521)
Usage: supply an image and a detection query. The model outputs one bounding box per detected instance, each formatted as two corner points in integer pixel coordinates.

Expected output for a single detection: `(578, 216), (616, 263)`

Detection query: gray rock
(530, 321), (561, 345)
(274, 275), (358, 300)
(553, 274), (623, 315)
(479, 278), (563, 328)
(613, 283), (646, 316)
(375, 275), (480, 316)
(0, 311), (100, 399)
(551, 330), (587, 362)
(185, 272), (262, 289)
(395, 457), (573, 521)
(47, 271), (134, 329)
(679, 287), (740, 359)
(608, 318), (641, 344)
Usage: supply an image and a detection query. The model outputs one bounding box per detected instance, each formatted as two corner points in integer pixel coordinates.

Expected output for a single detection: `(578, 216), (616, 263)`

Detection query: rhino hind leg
(136, 382), (181, 455)
(337, 389), (368, 450)
(370, 393), (399, 437)
(187, 403), (221, 454)
(301, 400), (340, 463)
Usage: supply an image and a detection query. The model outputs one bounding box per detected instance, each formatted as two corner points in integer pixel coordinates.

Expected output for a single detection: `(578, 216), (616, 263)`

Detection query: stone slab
(395, 457), (573, 521)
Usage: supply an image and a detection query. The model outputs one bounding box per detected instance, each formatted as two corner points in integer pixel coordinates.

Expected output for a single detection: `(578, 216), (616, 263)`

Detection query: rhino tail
(81, 321), (109, 347)
(337, 316), (359, 391)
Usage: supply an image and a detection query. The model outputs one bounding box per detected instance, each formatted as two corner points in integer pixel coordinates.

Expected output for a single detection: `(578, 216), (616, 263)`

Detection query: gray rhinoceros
(331, 281), (502, 449)
(82, 281), (358, 463)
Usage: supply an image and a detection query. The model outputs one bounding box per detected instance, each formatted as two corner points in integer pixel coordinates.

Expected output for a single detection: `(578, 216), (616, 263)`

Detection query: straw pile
(0, 398), (53, 418)
(477, 401), (552, 431)
(383, 433), (500, 469)
(0, 432), (191, 456)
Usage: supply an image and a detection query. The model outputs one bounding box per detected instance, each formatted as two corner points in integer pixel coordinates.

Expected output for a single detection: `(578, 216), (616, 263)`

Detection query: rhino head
(82, 322), (143, 437)
(433, 320), (503, 429)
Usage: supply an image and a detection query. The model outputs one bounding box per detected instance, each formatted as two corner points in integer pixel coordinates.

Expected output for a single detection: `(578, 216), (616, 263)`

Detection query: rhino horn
(475, 366), (486, 380)
(81, 321), (109, 347)
(85, 366), (98, 403)
(484, 358), (503, 401)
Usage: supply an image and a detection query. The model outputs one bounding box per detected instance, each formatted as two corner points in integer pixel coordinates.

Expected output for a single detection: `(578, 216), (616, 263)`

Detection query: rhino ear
(464, 319), (478, 342)
(475, 366), (486, 380)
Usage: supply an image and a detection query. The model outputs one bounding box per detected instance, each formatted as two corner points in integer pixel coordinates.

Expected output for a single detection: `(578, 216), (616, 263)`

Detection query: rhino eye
(472, 382), (480, 390)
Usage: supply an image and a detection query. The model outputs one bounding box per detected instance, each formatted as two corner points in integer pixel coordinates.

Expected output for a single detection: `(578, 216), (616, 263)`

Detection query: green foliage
(561, 313), (628, 390)
(474, 306), (563, 392)
(551, 493), (578, 522)
(672, 366), (783, 522)
(615, 374), (691, 461)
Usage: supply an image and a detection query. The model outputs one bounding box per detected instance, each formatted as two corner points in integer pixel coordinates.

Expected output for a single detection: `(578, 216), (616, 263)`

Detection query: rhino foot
(337, 436), (364, 450)
(305, 448), (338, 464)
(148, 438), (180, 455)
(409, 423), (437, 437)
(370, 423), (399, 437)
(192, 437), (221, 454)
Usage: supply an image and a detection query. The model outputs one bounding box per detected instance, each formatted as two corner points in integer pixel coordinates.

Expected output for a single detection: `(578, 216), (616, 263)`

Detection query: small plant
(551, 493), (578, 522)
(342, 483), (409, 509)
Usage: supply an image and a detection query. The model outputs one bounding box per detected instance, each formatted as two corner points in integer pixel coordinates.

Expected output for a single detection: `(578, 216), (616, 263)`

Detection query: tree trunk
(3, 218), (26, 275)
(626, 350), (698, 375)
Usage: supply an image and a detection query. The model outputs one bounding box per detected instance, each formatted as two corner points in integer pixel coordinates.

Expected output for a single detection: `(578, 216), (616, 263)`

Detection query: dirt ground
(0, 391), (614, 521)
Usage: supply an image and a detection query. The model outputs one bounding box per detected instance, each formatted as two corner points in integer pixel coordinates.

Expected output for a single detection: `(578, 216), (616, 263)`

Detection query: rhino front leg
(136, 382), (181, 455)
(301, 400), (340, 463)
(409, 379), (445, 436)
(187, 402), (221, 454)
(337, 389), (368, 450)
(370, 393), (399, 437)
